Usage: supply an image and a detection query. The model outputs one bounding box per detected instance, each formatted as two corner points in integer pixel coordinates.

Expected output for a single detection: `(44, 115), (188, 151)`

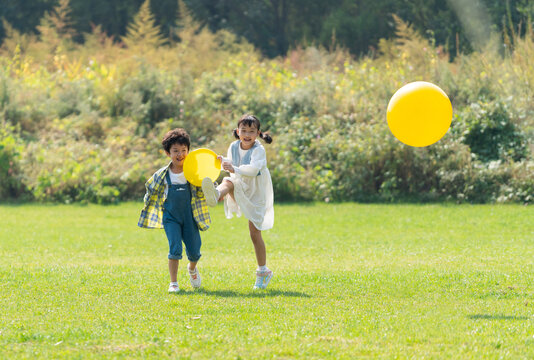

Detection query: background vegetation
(0, 0), (533, 204)
(1, 0), (534, 58)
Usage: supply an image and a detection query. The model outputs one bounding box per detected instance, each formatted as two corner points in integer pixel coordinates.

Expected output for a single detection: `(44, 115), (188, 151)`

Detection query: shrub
(0, 121), (27, 200)
(1, 16), (533, 204)
(454, 100), (528, 162)
(119, 67), (182, 133)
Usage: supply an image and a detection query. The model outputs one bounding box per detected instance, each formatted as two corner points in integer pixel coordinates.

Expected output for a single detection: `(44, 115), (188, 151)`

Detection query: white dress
(223, 140), (274, 230)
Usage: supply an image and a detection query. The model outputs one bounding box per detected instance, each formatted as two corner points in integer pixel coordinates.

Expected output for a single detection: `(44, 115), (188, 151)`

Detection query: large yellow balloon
(387, 81), (452, 147)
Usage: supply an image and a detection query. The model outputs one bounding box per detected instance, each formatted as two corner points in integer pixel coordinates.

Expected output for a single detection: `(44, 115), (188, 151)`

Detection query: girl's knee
(223, 179), (234, 190)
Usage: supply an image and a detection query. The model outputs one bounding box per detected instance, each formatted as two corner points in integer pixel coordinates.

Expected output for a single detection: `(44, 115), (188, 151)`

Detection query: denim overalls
(162, 171), (201, 261)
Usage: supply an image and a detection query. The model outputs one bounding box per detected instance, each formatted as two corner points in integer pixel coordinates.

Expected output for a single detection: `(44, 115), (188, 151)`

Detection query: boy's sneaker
(188, 267), (201, 288)
(168, 282), (180, 293)
(202, 177), (219, 207)
(253, 269), (273, 290)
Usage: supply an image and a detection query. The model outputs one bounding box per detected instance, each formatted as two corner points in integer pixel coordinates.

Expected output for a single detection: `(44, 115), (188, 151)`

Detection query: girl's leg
(248, 220), (266, 266)
(216, 180), (234, 201)
(169, 259), (179, 283)
(249, 221), (273, 290)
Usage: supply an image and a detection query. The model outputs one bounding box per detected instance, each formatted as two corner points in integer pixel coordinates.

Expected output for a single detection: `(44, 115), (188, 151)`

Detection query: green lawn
(1, 202), (533, 359)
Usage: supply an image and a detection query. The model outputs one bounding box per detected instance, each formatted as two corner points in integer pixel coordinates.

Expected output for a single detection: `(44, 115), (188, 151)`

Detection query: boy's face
(166, 143), (189, 168)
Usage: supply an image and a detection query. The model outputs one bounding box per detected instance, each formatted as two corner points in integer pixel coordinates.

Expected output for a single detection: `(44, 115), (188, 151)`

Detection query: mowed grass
(1, 202), (533, 359)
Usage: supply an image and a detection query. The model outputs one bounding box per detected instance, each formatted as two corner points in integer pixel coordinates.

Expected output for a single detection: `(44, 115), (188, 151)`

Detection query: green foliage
(116, 65), (182, 132)
(122, 0), (165, 49)
(0, 19), (36, 55)
(455, 100), (528, 162)
(35, 0), (76, 55)
(0, 2), (532, 204)
(0, 121), (25, 200)
(1, 0), (533, 58)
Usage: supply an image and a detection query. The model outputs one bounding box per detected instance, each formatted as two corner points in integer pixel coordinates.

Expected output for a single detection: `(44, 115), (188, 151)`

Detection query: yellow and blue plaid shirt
(138, 163), (211, 231)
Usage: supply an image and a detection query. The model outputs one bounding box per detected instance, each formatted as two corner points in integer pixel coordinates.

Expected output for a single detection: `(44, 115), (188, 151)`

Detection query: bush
(0, 121), (26, 200)
(1, 19), (533, 204)
(118, 67), (183, 134)
(454, 100), (528, 162)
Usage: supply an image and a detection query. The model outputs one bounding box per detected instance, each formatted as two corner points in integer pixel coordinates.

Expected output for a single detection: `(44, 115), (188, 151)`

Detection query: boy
(138, 128), (210, 293)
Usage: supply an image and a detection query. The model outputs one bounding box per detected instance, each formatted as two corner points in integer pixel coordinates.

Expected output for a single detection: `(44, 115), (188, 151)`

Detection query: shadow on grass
(173, 288), (311, 298)
(467, 314), (529, 321)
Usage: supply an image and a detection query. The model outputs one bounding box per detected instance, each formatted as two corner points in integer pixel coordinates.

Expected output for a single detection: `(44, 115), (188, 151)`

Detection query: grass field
(1, 202), (533, 359)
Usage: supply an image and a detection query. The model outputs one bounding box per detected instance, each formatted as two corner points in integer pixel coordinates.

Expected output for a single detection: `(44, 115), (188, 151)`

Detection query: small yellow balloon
(387, 81), (452, 147)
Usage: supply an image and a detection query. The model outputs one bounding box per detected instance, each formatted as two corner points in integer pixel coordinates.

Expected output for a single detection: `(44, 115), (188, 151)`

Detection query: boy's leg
(183, 218), (202, 288)
(187, 261), (201, 288)
(163, 220), (183, 284)
(169, 259), (179, 283)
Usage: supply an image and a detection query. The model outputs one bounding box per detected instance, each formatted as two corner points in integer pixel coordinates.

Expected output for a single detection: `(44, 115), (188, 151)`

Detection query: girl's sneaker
(202, 177), (219, 207)
(168, 282), (180, 293)
(188, 267), (202, 288)
(253, 269), (273, 290)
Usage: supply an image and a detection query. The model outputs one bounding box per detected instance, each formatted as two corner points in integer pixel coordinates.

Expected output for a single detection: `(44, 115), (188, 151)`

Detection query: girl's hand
(218, 156), (234, 173)
(222, 161), (235, 173)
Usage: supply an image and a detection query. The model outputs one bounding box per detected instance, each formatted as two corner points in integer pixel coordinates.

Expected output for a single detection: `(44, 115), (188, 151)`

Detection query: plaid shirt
(138, 163), (211, 231)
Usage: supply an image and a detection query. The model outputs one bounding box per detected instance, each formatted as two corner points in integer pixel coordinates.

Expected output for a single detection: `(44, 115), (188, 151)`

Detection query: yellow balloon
(387, 81), (452, 147)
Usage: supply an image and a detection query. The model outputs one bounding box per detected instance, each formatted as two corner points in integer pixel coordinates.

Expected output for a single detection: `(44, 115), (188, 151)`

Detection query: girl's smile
(237, 124), (260, 150)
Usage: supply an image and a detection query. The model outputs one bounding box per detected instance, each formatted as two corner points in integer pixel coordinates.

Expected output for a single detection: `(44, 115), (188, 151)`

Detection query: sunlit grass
(1, 202), (533, 358)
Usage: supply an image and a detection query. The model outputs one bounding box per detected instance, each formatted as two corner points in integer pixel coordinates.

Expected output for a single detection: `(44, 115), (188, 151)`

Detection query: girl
(202, 114), (274, 290)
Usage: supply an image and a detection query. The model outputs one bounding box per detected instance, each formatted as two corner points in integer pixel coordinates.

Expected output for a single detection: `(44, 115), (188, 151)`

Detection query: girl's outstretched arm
(234, 146), (266, 177)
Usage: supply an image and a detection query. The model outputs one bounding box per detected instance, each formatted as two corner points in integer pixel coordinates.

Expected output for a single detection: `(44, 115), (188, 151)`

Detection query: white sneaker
(168, 282), (180, 293)
(189, 267), (201, 288)
(253, 269), (273, 290)
(202, 177), (219, 207)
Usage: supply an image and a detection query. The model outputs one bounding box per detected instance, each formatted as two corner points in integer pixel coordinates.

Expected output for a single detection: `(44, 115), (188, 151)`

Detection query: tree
(175, 0), (201, 44)
(49, 0), (76, 39)
(35, 0), (76, 53)
(122, 0), (165, 49)
(0, 19), (36, 54)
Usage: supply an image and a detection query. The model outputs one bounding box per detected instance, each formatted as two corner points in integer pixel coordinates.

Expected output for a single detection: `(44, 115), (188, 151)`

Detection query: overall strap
(164, 168), (172, 185)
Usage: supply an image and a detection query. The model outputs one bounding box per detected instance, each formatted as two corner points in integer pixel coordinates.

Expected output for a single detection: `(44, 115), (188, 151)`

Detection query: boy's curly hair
(162, 128), (190, 153)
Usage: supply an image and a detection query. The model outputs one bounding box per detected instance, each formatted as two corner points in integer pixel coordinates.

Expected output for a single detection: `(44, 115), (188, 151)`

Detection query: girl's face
(237, 123), (260, 150)
(166, 143), (189, 169)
